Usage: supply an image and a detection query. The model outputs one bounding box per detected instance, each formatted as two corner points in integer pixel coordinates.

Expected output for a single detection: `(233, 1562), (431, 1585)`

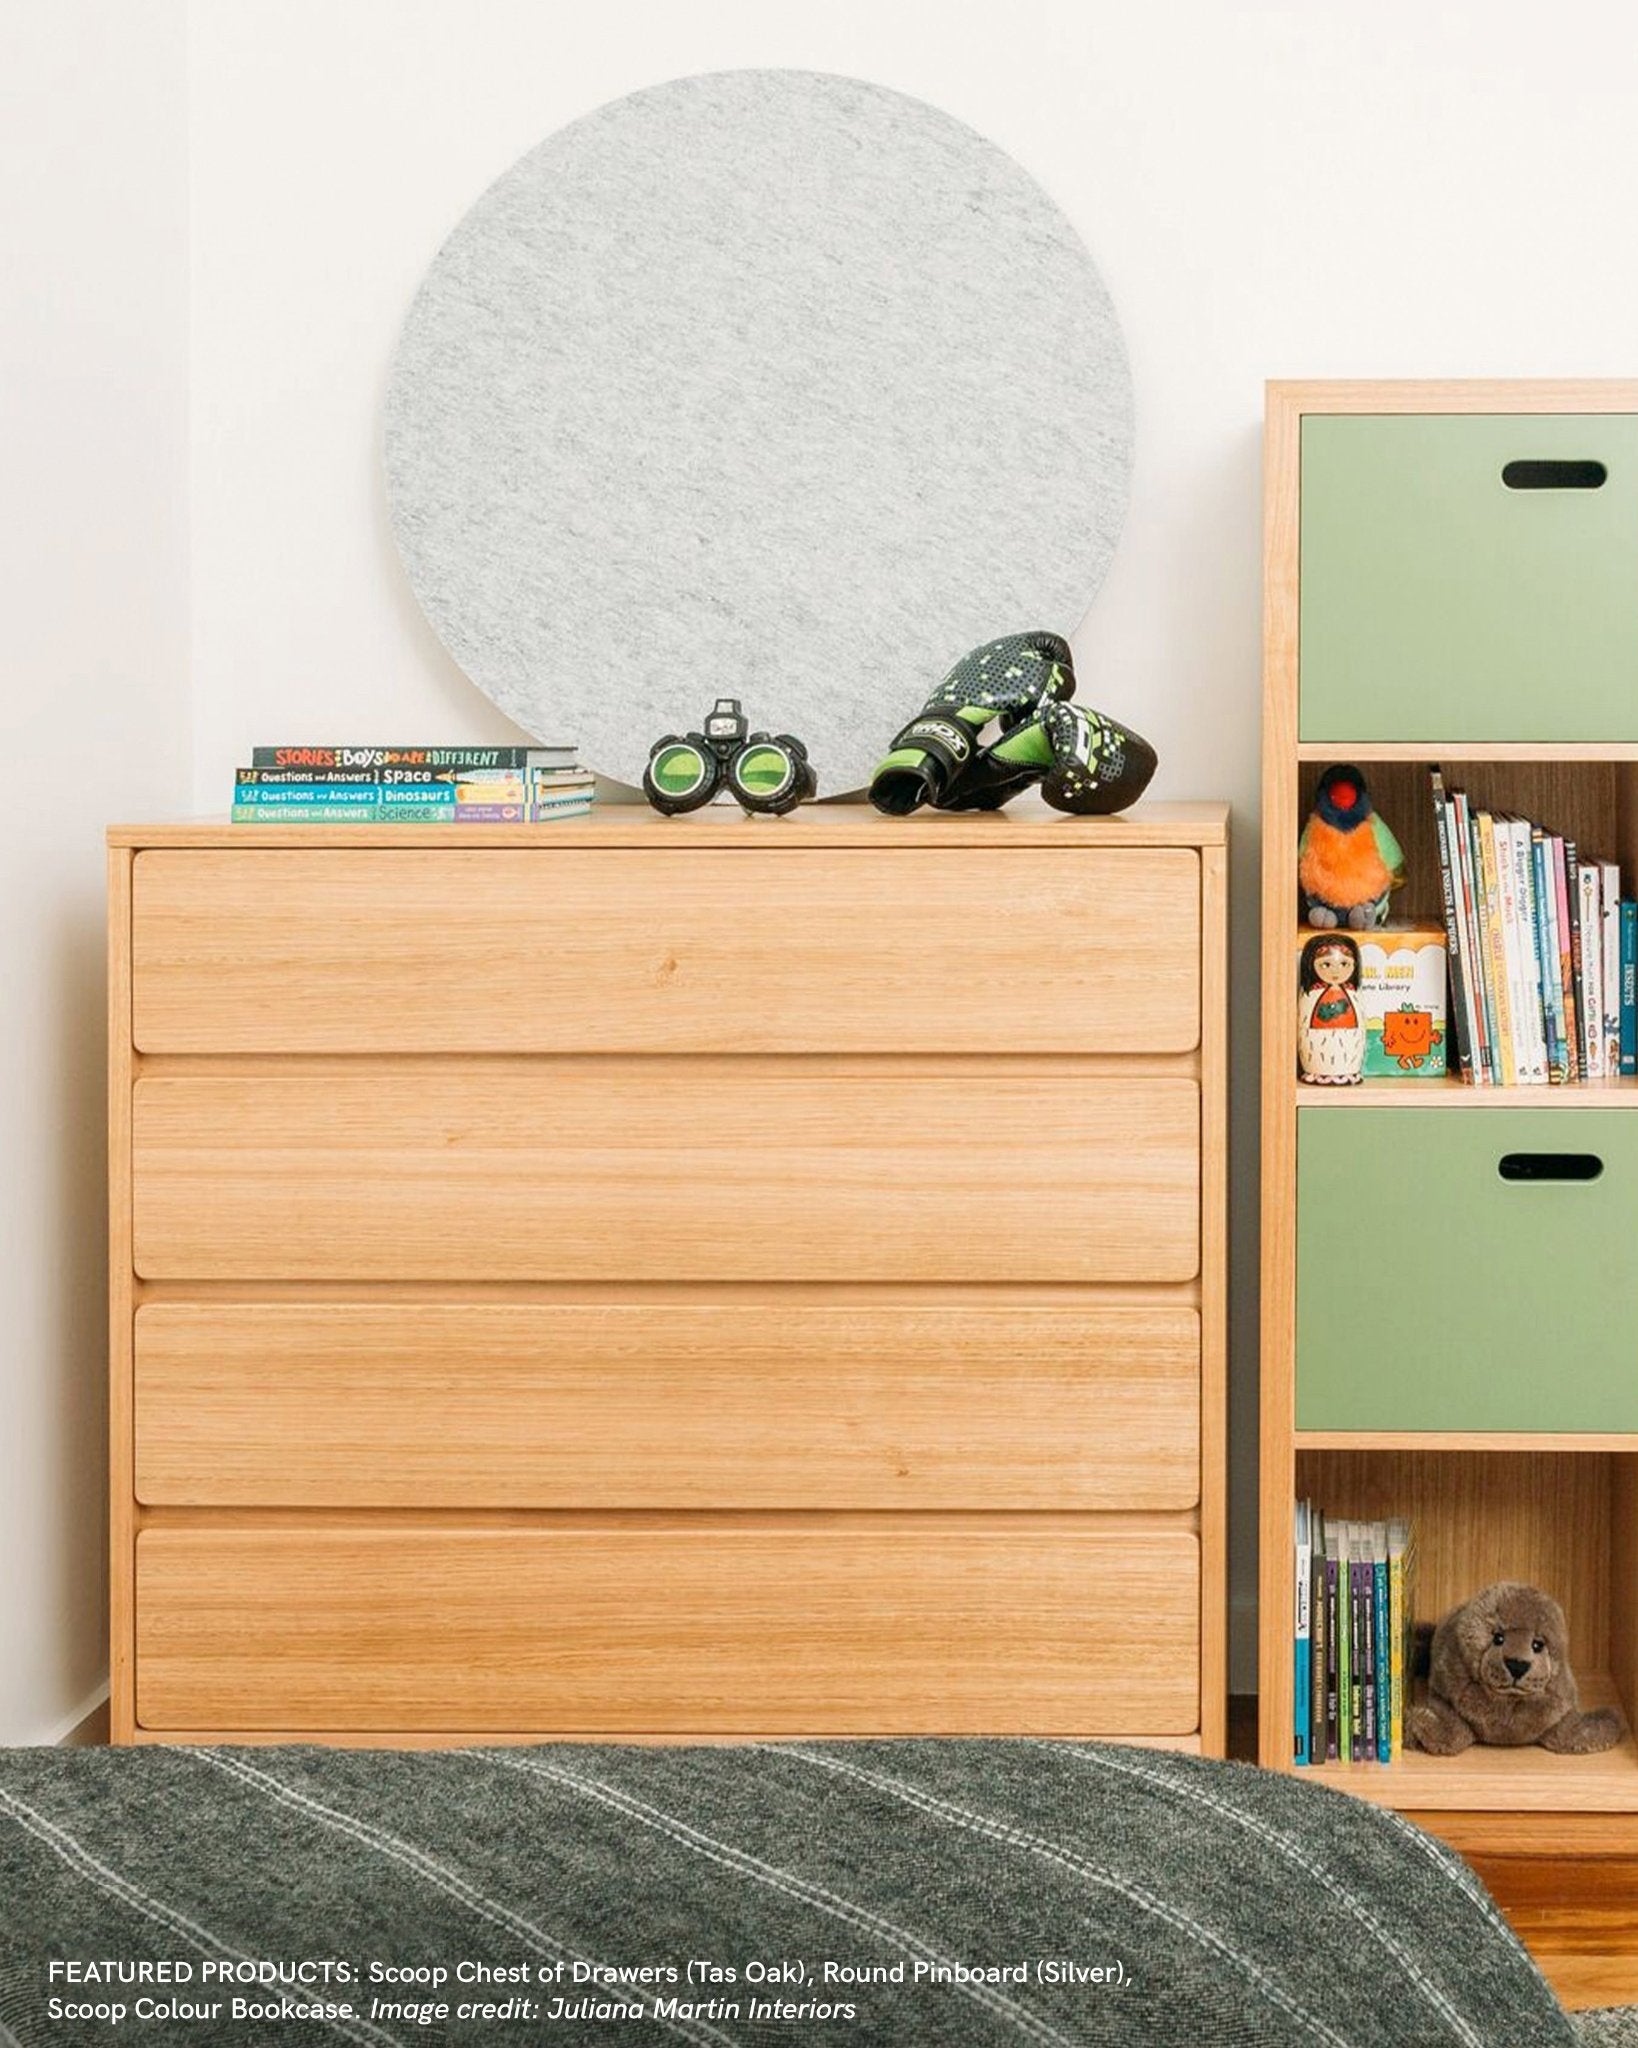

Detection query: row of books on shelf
(1431, 769), (1636, 1084)
(1293, 1502), (1417, 1766)
(231, 745), (593, 822)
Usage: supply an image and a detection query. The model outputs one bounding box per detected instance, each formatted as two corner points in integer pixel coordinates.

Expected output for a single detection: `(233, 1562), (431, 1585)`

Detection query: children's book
(1372, 1527), (1392, 1763)
(1330, 1522), (1349, 1763)
(1494, 818), (1531, 1083)
(1602, 862), (1622, 1079)
(1455, 791), (1495, 1082)
(1554, 837), (1580, 1081)
(1294, 1500), (1312, 1765)
(1310, 1510), (1328, 1766)
(1356, 928), (1447, 1075)
(1351, 1530), (1373, 1762)
(1533, 828), (1568, 1082)
(1622, 900), (1637, 1078)
(1477, 814), (1517, 1084)
(1580, 860), (1605, 1081)
(1324, 1523), (1342, 1761)
(1510, 820), (1549, 1083)
(1430, 774), (1476, 1079)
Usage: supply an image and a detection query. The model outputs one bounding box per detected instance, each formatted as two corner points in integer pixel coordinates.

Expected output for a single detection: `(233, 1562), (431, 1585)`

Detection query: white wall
(0, 3), (190, 1741)
(11, 1), (1638, 1729)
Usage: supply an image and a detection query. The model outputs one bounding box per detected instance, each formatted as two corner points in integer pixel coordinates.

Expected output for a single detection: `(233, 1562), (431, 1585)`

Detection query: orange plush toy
(1299, 763), (1405, 929)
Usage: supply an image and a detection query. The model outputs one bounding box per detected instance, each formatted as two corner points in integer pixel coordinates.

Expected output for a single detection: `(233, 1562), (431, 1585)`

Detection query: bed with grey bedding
(0, 1738), (1606, 2046)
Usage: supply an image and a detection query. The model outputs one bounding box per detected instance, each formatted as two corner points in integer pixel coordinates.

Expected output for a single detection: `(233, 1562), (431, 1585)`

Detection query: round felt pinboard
(384, 70), (1132, 794)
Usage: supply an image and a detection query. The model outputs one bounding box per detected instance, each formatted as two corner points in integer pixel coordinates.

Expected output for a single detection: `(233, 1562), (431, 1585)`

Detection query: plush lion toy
(1407, 1582), (1625, 1756)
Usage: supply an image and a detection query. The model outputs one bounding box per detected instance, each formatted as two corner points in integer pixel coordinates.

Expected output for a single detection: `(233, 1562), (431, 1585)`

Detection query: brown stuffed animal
(1407, 1582), (1625, 1756)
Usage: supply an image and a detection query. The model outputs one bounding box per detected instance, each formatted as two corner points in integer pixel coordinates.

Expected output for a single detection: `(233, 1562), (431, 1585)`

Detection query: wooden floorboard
(1230, 1697), (1638, 2011)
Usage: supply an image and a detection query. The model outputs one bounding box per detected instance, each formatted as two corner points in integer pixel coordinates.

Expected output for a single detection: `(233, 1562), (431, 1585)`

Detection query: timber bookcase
(1259, 378), (1638, 1850)
(110, 800), (1227, 1748)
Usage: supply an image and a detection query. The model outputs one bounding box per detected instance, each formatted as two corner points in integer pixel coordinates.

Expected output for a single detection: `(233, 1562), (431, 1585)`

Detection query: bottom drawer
(135, 1524), (1200, 1736)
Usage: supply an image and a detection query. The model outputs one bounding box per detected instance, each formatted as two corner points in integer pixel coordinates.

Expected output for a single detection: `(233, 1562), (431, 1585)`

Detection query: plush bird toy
(1299, 764), (1405, 928)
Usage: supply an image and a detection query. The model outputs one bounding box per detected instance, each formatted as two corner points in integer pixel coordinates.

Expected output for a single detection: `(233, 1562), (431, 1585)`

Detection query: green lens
(735, 744), (792, 798)
(651, 742), (710, 797)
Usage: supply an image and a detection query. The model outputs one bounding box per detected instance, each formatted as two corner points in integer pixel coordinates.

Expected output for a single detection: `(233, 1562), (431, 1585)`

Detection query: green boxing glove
(869, 633), (1156, 817)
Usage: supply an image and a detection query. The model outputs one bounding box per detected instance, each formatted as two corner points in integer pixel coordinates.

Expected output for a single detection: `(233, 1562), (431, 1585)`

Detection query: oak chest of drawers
(109, 802), (1228, 1748)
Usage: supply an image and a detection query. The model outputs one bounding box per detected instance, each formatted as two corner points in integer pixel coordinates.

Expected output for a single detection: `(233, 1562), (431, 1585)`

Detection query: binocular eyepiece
(644, 698), (817, 818)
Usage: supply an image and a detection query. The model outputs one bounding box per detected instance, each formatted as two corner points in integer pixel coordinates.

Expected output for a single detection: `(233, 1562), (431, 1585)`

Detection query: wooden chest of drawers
(109, 802), (1228, 1747)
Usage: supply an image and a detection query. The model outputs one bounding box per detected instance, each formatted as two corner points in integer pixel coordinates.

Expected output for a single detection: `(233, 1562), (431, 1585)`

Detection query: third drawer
(133, 1299), (1202, 1509)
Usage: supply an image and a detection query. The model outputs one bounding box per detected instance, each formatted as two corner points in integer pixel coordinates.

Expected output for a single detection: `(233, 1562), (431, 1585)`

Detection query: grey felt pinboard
(384, 70), (1133, 795)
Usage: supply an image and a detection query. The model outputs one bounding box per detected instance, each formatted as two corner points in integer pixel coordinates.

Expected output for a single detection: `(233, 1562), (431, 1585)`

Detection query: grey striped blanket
(0, 1739), (1581, 2047)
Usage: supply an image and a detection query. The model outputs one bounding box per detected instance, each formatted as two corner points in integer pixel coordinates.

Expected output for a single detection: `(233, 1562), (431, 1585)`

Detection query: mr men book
(1357, 926), (1447, 1076)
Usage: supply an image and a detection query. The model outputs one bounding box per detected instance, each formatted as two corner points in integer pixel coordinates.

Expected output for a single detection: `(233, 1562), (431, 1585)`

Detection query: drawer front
(131, 847), (1200, 1055)
(134, 1525), (1201, 1734)
(131, 1067), (1200, 1282)
(1298, 1107), (1638, 1431)
(1301, 414), (1638, 743)
(134, 1301), (1201, 1510)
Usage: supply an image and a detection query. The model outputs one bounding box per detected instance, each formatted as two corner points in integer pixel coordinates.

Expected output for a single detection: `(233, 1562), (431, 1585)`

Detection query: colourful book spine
(1350, 1539), (1370, 1761)
(1602, 863), (1622, 1079)
(1431, 772), (1478, 1081)
(1387, 1522), (1408, 1760)
(1511, 820), (1549, 1084)
(251, 745), (577, 770)
(1533, 830), (1568, 1083)
(1294, 1500), (1311, 1765)
(1324, 1528), (1342, 1762)
(1622, 901), (1637, 1077)
(1309, 1513), (1328, 1768)
(1580, 860), (1604, 1080)
(231, 803), (380, 822)
(1554, 838), (1580, 1082)
(1477, 814), (1516, 1085)
(1456, 793), (1494, 1083)
(1494, 817), (1529, 1083)
(234, 782), (391, 805)
(1373, 1533), (1391, 1764)
(237, 767), (387, 787)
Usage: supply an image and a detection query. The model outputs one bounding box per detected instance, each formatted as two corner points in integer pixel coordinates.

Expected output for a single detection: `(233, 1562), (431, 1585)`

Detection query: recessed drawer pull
(1498, 1151), (1604, 1183)
(1500, 458), (1608, 490)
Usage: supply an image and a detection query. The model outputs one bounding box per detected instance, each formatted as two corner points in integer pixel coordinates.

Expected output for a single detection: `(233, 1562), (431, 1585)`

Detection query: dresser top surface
(109, 797), (1228, 852)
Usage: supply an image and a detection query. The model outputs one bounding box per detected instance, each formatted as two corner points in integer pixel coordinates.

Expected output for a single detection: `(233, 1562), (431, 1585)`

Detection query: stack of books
(1431, 769), (1636, 1084)
(1293, 1502), (1417, 1767)
(231, 746), (593, 823)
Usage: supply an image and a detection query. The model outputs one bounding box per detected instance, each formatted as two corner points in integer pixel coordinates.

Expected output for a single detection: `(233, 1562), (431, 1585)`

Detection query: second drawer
(134, 1299), (1201, 1510)
(1298, 1106), (1638, 1432)
(132, 1065), (1200, 1282)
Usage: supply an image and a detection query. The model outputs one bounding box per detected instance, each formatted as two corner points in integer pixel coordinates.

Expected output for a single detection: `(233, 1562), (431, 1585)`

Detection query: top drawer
(130, 847), (1200, 1055)
(1301, 413), (1638, 744)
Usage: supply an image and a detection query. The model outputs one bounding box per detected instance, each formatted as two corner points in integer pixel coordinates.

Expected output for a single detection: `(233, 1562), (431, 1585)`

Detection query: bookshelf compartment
(1297, 1106), (1638, 1433)
(1295, 756), (1629, 932)
(1292, 1448), (1638, 1810)
(1300, 413), (1638, 745)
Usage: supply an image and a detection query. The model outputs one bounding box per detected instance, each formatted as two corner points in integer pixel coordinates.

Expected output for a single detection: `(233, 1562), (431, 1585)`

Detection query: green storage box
(1300, 414), (1638, 744)
(1297, 1105), (1638, 1432)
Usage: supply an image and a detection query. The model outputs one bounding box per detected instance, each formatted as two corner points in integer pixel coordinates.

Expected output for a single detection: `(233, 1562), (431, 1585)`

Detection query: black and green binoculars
(643, 699), (817, 818)
(869, 632), (1156, 818)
